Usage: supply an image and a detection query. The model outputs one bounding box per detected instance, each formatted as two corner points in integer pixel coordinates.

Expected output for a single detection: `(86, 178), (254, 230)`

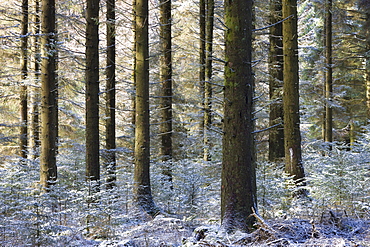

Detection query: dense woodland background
(0, 0), (370, 245)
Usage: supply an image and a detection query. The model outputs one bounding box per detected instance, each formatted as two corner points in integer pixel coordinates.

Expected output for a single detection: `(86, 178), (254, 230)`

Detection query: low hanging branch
(252, 14), (294, 32)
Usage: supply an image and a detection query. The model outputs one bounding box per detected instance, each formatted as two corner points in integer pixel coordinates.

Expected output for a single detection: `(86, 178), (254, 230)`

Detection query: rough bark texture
(221, 0), (256, 232)
(85, 0), (100, 183)
(203, 0), (214, 161)
(40, 0), (57, 188)
(20, 0), (28, 159)
(105, 0), (116, 190)
(134, 0), (158, 216)
(199, 0), (206, 138)
(324, 0), (333, 144)
(268, 0), (284, 162)
(32, 0), (41, 160)
(282, 0), (305, 185)
(159, 0), (173, 180)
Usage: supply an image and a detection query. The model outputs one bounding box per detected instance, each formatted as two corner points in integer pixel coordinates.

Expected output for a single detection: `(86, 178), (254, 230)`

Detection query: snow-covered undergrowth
(1, 133), (370, 246)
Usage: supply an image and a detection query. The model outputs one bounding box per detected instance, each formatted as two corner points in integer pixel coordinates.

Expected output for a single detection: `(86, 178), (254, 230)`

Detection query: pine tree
(324, 0), (333, 144)
(159, 0), (173, 182)
(268, 0), (284, 161)
(105, 0), (116, 190)
(203, 0), (214, 161)
(282, 0), (305, 188)
(134, 0), (159, 216)
(20, 0), (28, 160)
(221, 0), (256, 232)
(85, 0), (100, 185)
(40, 0), (57, 189)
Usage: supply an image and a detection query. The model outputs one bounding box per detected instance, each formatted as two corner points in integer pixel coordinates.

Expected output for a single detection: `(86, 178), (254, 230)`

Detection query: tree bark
(221, 0), (256, 232)
(203, 0), (214, 161)
(282, 0), (305, 187)
(20, 0), (29, 160)
(324, 0), (333, 144)
(199, 0), (206, 139)
(159, 0), (173, 182)
(268, 0), (285, 162)
(134, 0), (159, 216)
(40, 0), (57, 189)
(105, 0), (116, 190)
(85, 0), (100, 185)
(32, 0), (41, 160)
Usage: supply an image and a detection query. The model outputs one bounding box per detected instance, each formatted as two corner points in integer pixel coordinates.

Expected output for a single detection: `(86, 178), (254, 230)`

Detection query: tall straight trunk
(134, 0), (158, 216)
(159, 0), (173, 179)
(105, 0), (116, 190)
(363, 5), (370, 117)
(85, 0), (100, 184)
(268, 0), (284, 161)
(221, 0), (256, 232)
(20, 0), (29, 160)
(324, 0), (333, 144)
(282, 0), (305, 187)
(203, 0), (214, 161)
(199, 0), (206, 137)
(32, 0), (41, 160)
(40, 0), (57, 188)
(132, 0), (136, 153)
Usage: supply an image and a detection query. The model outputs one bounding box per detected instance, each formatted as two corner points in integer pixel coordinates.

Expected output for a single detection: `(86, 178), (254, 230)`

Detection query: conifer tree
(268, 0), (284, 161)
(134, 0), (159, 216)
(282, 0), (305, 187)
(159, 0), (173, 182)
(20, 0), (28, 159)
(40, 0), (57, 188)
(105, 0), (116, 189)
(221, 0), (256, 232)
(85, 0), (100, 185)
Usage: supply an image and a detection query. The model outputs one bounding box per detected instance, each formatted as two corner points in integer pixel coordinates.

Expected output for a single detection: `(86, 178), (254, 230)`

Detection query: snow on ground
(96, 213), (370, 247)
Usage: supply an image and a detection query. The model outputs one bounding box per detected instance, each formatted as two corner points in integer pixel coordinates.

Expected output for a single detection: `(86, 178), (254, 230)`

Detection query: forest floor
(92, 212), (370, 247)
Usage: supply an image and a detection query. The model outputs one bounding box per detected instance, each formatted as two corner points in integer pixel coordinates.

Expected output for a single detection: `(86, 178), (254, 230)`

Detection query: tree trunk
(134, 0), (159, 216)
(221, 0), (256, 232)
(268, 0), (284, 162)
(85, 0), (100, 185)
(20, 0), (28, 160)
(105, 0), (116, 190)
(159, 0), (172, 182)
(40, 0), (57, 189)
(282, 0), (305, 187)
(203, 0), (214, 161)
(32, 0), (41, 160)
(199, 0), (206, 139)
(324, 0), (333, 144)
(363, 4), (370, 118)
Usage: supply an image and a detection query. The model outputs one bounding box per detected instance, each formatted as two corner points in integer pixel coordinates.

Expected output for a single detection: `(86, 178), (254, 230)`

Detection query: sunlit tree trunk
(134, 0), (159, 216)
(85, 0), (100, 186)
(363, 3), (370, 118)
(221, 0), (256, 232)
(40, 0), (57, 189)
(20, 0), (28, 160)
(282, 0), (305, 188)
(203, 0), (214, 161)
(159, 0), (173, 183)
(324, 0), (333, 144)
(268, 0), (284, 162)
(105, 0), (116, 190)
